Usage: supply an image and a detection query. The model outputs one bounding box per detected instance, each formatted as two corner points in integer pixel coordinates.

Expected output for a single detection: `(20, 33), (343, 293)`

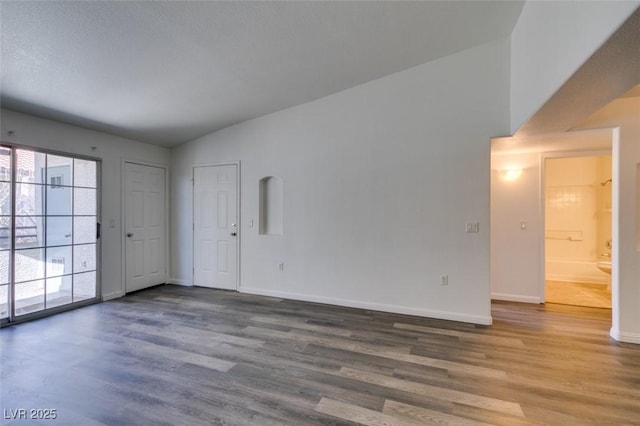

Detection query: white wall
(575, 97), (640, 343)
(510, 1), (638, 134)
(171, 38), (511, 325)
(0, 109), (171, 300)
(491, 153), (542, 303)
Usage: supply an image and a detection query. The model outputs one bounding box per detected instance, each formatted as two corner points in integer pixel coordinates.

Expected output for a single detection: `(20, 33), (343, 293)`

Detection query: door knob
(230, 232), (237, 236)
(127, 233), (134, 237)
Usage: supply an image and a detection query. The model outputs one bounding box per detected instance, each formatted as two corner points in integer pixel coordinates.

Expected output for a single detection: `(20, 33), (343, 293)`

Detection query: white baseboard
(167, 278), (192, 286)
(610, 327), (640, 344)
(491, 293), (542, 304)
(102, 291), (124, 301)
(240, 287), (492, 325)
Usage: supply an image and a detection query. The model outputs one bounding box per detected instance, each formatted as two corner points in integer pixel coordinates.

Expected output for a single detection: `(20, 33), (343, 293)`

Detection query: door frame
(120, 159), (170, 297)
(192, 161), (241, 290)
(540, 147), (614, 304)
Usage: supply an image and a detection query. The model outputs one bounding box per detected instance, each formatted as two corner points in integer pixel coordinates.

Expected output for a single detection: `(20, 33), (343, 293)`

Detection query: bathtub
(545, 258), (610, 284)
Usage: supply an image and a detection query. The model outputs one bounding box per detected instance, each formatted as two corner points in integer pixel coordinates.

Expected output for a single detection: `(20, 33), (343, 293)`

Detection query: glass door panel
(0, 147), (10, 320)
(14, 149), (47, 314)
(71, 155), (97, 303)
(6, 148), (99, 321)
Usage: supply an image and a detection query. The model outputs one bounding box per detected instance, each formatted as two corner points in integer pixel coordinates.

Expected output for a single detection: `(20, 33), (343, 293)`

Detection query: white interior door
(193, 164), (238, 290)
(124, 162), (166, 293)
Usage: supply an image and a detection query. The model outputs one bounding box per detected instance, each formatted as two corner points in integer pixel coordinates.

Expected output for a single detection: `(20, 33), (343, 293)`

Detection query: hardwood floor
(1, 285), (638, 425)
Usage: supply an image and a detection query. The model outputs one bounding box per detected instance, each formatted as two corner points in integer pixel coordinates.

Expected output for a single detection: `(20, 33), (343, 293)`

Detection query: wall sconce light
(499, 168), (523, 182)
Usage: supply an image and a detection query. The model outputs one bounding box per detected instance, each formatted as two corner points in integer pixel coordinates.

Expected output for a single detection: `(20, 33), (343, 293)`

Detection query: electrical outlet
(520, 221), (528, 230)
(440, 275), (448, 285)
(465, 222), (480, 233)
(278, 262), (284, 272)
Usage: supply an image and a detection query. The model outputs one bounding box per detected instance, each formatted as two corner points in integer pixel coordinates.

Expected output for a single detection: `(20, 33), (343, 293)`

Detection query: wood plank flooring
(1, 285), (638, 425)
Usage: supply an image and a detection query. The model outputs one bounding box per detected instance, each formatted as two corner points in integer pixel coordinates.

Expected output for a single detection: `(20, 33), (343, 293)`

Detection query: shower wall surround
(545, 156), (611, 284)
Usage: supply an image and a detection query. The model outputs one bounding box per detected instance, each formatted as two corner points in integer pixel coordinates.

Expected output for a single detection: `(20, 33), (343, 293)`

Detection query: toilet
(596, 260), (611, 274)
(596, 260), (612, 290)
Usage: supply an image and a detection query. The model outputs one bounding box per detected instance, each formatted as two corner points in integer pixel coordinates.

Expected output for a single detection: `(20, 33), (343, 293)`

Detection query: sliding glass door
(0, 146), (99, 324)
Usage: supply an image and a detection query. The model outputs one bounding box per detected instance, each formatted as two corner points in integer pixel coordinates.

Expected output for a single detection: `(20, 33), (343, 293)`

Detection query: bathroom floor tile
(545, 280), (611, 309)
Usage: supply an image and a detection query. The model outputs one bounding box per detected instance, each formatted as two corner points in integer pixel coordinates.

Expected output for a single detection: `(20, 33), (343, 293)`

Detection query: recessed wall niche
(259, 176), (283, 236)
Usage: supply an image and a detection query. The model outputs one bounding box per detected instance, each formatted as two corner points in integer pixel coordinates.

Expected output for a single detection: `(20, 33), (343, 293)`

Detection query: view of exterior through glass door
(0, 146), (99, 324)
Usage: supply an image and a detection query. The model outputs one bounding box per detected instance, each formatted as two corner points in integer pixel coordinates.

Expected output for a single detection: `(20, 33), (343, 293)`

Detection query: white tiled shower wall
(545, 156), (612, 284)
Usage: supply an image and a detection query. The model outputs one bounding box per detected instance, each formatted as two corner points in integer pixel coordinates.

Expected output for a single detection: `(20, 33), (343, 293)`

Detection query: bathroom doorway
(544, 153), (612, 308)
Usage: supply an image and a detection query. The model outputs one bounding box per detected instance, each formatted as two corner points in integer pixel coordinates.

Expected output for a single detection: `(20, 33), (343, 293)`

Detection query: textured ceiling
(1, 1), (524, 147)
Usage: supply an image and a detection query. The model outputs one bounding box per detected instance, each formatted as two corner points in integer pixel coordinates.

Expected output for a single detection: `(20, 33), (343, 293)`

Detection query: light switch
(520, 221), (528, 230)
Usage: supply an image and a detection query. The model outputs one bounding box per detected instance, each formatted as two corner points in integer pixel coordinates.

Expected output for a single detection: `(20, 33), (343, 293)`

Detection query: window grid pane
(0, 284), (8, 318)
(15, 279), (45, 315)
(0, 216), (11, 250)
(73, 217), (97, 245)
(73, 271), (96, 302)
(15, 248), (46, 283)
(46, 275), (72, 309)
(15, 216), (45, 249)
(46, 154), (73, 188)
(0, 250), (9, 285)
(73, 244), (96, 274)
(46, 245), (72, 278)
(46, 186), (72, 215)
(46, 216), (72, 247)
(73, 188), (96, 216)
(15, 183), (45, 216)
(16, 150), (45, 184)
(74, 159), (97, 188)
(0, 147), (11, 182)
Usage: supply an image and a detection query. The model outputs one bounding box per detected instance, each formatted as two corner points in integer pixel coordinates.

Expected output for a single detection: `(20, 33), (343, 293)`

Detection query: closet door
(193, 164), (238, 290)
(124, 162), (166, 293)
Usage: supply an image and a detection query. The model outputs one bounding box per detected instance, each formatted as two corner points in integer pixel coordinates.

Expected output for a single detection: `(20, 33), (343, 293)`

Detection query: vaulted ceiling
(1, 1), (524, 146)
